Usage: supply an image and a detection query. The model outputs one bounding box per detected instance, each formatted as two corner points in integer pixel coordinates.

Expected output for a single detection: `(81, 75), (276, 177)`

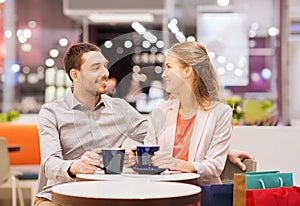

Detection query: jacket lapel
(159, 100), (210, 160)
(188, 109), (210, 160)
(159, 100), (179, 153)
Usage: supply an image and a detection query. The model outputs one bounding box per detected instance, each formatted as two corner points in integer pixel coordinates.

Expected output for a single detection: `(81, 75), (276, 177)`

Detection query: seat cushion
(11, 164), (40, 180)
(17, 173), (39, 180)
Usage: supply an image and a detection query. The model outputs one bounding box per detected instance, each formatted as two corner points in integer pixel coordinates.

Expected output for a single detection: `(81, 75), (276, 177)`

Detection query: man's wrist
(67, 166), (76, 178)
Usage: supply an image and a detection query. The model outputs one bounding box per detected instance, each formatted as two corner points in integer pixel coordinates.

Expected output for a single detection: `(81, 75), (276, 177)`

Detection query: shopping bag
(233, 171), (293, 206)
(246, 186), (300, 206)
(200, 184), (233, 206)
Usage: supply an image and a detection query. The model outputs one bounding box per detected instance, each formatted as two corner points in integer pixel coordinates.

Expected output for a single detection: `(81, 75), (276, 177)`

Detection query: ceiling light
(131, 22), (147, 34)
(88, 13), (155, 23)
(143, 32), (157, 43)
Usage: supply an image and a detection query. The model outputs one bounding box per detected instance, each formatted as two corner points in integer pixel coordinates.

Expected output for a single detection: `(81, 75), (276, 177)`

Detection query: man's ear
(70, 69), (79, 81)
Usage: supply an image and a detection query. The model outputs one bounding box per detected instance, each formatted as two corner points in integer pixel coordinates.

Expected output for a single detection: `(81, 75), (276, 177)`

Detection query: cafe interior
(0, 0), (300, 205)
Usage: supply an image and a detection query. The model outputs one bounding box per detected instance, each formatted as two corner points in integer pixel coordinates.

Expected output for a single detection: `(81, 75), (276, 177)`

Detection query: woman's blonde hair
(166, 41), (220, 110)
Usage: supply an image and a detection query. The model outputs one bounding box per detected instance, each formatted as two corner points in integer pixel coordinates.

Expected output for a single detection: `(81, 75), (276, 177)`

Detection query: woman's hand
(151, 151), (196, 173)
(124, 146), (137, 167)
(151, 151), (178, 169)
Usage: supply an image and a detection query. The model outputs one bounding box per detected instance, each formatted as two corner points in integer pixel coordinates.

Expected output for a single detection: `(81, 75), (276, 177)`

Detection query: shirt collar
(65, 89), (105, 110)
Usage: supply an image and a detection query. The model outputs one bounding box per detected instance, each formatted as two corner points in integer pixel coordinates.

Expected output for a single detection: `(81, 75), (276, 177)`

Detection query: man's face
(77, 51), (109, 95)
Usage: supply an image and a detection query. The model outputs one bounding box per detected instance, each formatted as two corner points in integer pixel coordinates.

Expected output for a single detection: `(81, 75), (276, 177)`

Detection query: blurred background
(0, 0), (299, 126)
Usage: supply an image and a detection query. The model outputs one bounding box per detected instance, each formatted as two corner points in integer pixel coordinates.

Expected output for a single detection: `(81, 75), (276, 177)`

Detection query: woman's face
(76, 51), (109, 96)
(162, 55), (187, 95)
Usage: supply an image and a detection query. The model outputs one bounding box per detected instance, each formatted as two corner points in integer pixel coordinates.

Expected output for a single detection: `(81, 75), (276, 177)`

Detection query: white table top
(76, 171), (200, 184)
(52, 181), (201, 206)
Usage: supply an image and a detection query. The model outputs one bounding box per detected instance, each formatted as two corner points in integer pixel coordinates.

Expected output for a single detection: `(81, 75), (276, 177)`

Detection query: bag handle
(259, 179), (266, 189)
(259, 177), (283, 189)
(273, 187), (288, 206)
(278, 177), (283, 187)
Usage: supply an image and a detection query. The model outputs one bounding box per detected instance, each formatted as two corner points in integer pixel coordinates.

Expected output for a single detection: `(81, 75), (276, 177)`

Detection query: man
(34, 43), (147, 205)
(34, 42), (252, 205)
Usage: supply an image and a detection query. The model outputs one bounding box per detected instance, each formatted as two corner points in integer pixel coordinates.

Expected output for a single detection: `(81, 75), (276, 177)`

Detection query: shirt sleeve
(121, 99), (148, 144)
(38, 104), (75, 182)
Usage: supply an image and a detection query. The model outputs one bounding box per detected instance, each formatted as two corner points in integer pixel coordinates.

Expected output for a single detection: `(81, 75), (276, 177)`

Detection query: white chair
(11, 165), (39, 206)
(0, 137), (25, 206)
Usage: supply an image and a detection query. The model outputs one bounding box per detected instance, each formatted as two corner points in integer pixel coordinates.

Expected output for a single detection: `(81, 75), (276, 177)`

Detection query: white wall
(289, 40), (300, 123)
(230, 126), (300, 185)
(14, 114), (38, 124)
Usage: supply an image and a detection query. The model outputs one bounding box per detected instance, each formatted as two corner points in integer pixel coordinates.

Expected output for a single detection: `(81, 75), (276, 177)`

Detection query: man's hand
(68, 151), (101, 177)
(228, 149), (254, 171)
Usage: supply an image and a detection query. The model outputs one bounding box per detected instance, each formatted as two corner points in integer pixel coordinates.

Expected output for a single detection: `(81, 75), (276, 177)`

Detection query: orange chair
(0, 123), (40, 165)
(0, 123), (40, 206)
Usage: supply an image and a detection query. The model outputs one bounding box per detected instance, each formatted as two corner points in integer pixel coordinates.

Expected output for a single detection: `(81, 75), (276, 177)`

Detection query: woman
(145, 41), (232, 184)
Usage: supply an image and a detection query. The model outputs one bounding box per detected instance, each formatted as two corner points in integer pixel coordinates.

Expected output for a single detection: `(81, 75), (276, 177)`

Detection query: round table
(76, 172), (200, 186)
(52, 181), (201, 206)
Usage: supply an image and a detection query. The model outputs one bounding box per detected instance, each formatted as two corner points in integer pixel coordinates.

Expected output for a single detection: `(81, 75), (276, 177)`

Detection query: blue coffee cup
(136, 145), (160, 168)
(100, 148), (125, 174)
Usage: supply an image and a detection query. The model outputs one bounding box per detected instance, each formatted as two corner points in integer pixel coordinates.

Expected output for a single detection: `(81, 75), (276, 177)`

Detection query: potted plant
(0, 110), (20, 122)
(225, 97), (244, 125)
